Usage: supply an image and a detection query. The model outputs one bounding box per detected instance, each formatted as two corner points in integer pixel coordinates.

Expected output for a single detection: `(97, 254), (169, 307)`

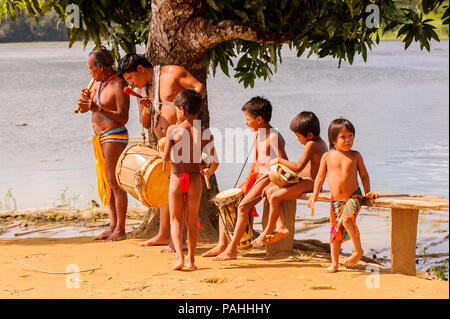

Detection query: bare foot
(201, 245), (227, 257)
(160, 245), (175, 253)
(138, 235), (170, 247)
(213, 249), (237, 261)
(106, 230), (127, 242)
(251, 233), (268, 248)
(185, 259), (197, 270)
(160, 242), (188, 253)
(172, 258), (184, 271)
(265, 228), (289, 244)
(94, 227), (114, 240)
(344, 250), (363, 268)
(325, 264), (339, 273)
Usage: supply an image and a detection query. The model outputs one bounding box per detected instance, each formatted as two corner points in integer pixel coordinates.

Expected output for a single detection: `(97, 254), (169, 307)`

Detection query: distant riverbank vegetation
(0, 11), (68, 43)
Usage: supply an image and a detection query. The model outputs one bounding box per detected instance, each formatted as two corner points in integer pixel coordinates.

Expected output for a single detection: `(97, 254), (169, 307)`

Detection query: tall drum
(214, 188), (253, 254)
(115, 144), (171, 208)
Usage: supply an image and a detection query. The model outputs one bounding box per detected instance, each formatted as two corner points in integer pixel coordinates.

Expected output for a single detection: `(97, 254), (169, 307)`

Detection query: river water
(0, 41), (448, 275)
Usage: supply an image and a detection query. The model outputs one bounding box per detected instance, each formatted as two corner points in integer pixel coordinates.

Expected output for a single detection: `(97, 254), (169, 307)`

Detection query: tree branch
(192, 18), (294, 51)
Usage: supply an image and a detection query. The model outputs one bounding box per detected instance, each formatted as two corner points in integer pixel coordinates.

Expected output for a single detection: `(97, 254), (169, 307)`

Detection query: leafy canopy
(1, 0), (448, 87)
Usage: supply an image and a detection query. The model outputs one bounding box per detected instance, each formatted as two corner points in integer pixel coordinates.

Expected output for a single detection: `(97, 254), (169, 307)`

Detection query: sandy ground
(0, 237), (448, 299)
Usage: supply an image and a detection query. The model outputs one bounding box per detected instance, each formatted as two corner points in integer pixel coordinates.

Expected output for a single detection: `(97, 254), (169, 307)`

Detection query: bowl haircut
(328, 118), (355, 149)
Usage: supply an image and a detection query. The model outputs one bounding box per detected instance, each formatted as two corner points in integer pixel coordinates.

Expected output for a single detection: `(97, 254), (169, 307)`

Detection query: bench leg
(262, 199), (297, 258)
(390, 208), (419, 276)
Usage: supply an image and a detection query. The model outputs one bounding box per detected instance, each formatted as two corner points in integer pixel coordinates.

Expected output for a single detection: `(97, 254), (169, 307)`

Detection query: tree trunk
(130, 0), (220, 241)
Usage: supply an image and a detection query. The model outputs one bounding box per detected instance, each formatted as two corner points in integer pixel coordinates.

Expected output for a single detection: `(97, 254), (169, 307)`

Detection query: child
(162, 89), (218, 270)
(252, 111), (328, 247)
(203, 96), (288, 261)
(307, 118), (378, 273)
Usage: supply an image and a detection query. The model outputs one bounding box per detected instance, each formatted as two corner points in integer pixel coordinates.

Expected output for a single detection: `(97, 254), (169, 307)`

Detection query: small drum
(213, 188), (253, 254)
(115, 144), (171, 208)
(268, 163), (300, 187)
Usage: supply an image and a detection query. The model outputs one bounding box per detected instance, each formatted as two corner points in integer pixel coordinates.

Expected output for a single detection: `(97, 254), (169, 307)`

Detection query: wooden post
(390, 208), (419, 276)
(262, 199), (297, 258)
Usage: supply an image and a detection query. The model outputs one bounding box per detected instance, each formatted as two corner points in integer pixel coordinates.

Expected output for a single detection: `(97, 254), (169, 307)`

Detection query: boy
(252, 111), (328, 247)
(161, 89), (218, 270)
(118, 54), (205, 252)
(307, 118), (378, 273)
(205, 96), (288, 261)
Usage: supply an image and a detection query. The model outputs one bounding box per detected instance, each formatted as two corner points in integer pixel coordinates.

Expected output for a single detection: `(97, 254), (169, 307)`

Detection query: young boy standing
(252, 111), (328, 247)
(162, 89), (218, 270)
(307, 118), (378, 273)
(209, 96), (288, 261)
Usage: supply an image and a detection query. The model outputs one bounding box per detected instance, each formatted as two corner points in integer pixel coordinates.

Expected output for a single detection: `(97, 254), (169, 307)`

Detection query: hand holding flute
(75, 78), (95, 113)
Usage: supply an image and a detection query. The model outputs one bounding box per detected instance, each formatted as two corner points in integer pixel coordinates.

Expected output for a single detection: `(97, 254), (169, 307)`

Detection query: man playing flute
(78, 48), (130, 241)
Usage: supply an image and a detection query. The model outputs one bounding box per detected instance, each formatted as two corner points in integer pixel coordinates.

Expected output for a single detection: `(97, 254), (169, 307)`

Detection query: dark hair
(328, 118), (355, 149)
(241, 96), (272, 123)
(89, 48), (114, 69)
(118, 54), (153, 75)
(290, 111), (320, 137)
(174, 89), (202, 115)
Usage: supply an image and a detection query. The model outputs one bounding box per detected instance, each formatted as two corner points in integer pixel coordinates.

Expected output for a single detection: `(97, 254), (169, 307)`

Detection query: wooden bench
(261, 192), (449, 276)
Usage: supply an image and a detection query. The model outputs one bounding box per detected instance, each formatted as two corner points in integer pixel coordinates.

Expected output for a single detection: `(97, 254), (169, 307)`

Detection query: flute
(75, 78), (95, 113)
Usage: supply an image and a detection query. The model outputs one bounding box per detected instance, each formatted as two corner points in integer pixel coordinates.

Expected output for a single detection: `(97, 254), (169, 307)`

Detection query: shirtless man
(77, 48), (130, 241)
(118, 54), (206, 252)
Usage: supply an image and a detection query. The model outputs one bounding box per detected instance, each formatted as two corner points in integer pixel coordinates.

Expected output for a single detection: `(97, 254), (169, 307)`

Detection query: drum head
(215, 188), (243, 202)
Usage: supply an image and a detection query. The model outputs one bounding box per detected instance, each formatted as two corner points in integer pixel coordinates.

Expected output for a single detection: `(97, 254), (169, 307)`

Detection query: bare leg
(342, 218), (363, 268)
(326, 239), (342, 273)
(139, 205), (171, 246)
(254, 180), (314, 247)
(251, 184), (279, 247)
(214, 176), (270, 261)
(96, 141), (128, 241)
(168, 173), (185, 270)
(185, 175), (202, 270)
(201, 217), (228, 257)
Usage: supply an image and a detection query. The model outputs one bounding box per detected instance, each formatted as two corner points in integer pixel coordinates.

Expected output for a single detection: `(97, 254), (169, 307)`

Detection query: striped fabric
(99, 126), (129, 144)
(329, 187), (363, 243)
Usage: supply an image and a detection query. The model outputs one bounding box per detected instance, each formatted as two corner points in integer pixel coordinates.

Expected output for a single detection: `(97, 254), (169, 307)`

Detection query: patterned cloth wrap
(329, 187), (363, 243)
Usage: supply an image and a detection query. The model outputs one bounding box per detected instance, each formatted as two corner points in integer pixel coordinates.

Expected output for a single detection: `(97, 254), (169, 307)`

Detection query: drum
(268, 163), (300, 187)
(213, 188), (253, 254)
(115, 144), (171, 208)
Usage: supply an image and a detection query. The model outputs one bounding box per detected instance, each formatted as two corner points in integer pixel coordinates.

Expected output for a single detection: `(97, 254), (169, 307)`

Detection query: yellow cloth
(92, 135), (111, 206)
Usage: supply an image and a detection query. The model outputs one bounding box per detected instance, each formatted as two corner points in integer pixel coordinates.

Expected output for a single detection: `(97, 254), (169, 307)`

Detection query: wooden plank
(391, 208), (419, 276)
(298, 192), (449, 212)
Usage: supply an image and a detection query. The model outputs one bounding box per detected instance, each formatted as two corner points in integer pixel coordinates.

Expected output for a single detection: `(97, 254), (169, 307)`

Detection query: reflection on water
(0, 41), (448, 277)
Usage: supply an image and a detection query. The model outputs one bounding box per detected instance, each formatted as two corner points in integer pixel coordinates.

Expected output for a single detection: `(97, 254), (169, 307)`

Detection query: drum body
(213, 188), (253, 254)
(268, 163), (300, 187)
(115, 144), (171, 208)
